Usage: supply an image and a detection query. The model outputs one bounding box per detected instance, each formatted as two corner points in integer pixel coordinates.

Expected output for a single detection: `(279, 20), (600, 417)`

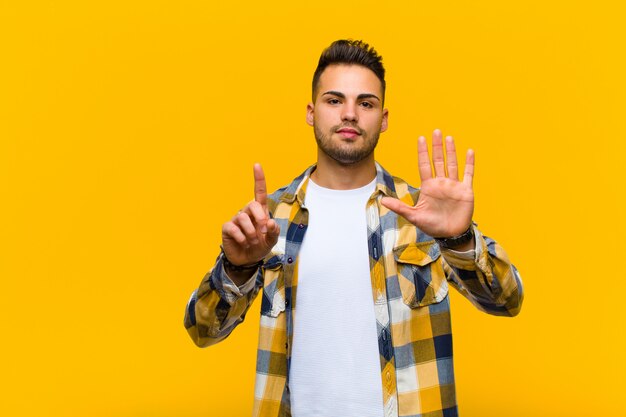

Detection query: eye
(327, 98), (341, 105)
(359, 101), (374, 108)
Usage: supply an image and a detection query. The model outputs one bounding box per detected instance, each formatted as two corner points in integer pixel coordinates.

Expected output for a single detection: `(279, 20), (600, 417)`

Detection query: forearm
(184, 252), (262, 347)
(441, 226), (524, 316)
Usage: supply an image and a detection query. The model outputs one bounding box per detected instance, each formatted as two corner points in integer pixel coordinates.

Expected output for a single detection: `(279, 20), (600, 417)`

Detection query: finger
(264, 219), (281, 246)
(462, 149), (475, 186)
(432, 129), (446, 177)
(253, 163), (268, 212)
(417, 136), (432, 181)
(381, 196), (414, 220)
(222, 221), (248, 248)
(244, 200), (268, 233)
(233, 212), (259, 245)
(445, 136), (459, 181)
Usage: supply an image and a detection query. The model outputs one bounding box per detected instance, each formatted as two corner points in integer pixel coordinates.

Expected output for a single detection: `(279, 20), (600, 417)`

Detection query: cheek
(363, 114), (383, 129)
(314, 109), (336, 126)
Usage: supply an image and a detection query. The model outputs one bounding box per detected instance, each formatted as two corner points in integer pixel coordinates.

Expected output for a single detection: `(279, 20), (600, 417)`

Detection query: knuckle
(224, 224), (239, 237)
(250, 201), (263, 216)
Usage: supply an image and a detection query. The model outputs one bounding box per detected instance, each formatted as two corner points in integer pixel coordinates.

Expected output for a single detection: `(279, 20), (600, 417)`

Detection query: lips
(336, 127), (361, 138)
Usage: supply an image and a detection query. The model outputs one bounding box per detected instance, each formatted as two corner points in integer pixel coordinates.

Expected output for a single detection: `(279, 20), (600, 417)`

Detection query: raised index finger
(253, 163), (268, 211)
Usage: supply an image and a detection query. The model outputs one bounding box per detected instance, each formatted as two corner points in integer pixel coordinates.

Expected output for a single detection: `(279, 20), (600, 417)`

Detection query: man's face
(307, 64), (388, 165)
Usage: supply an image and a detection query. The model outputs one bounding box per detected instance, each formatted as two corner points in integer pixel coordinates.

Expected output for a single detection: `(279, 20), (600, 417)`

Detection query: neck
(311, 150), (376, 190)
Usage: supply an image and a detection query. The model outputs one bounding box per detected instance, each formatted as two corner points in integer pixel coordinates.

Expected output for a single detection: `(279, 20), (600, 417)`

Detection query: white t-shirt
(289, 177), (384, 417)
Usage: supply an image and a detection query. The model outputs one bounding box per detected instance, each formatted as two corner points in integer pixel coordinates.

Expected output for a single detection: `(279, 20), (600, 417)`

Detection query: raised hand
(221, 163), (281, 267)
(381, 129), (474, 239)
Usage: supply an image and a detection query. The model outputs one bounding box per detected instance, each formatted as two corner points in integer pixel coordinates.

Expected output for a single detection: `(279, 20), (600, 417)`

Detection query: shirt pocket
(393, 240), (449, 308)
(260, 253), (286, 318)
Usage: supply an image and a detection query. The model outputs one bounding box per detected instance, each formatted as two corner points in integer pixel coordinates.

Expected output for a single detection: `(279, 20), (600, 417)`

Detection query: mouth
(336, 127), (361, 139)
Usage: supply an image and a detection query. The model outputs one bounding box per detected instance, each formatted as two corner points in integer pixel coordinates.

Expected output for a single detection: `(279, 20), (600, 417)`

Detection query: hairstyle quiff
(312, 39), (386, 102)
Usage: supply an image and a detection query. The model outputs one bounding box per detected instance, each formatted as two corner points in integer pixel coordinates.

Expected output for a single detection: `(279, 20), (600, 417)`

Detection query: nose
(341, 100), (358, 123)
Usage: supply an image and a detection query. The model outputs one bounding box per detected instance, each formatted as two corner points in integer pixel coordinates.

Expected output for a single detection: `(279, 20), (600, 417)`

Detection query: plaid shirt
(184, 162), (524, 417)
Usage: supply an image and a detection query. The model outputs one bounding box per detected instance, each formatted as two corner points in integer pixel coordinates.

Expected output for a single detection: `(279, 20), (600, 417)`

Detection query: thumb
(381, 196), (414, 220)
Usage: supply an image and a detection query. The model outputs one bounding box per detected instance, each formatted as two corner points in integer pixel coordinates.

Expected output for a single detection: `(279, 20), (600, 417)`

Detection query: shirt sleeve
(184, 251), (263, 347)
(440, 225), (524, 317)
(220, 264), (259, 298)
(440, 244), (477, 261)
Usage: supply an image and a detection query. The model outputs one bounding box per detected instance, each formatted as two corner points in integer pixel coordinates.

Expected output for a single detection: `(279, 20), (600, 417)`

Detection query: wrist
(434, 224), (474, 249)
(220, 249), (263, 286)
(221, 250), (264, 272)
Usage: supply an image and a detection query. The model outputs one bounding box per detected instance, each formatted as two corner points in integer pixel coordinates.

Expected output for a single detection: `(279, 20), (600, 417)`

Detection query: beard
(314, 123), (380, 165)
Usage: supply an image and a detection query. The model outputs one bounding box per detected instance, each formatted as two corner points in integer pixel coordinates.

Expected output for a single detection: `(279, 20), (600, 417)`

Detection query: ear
(380, 108), (389, 133)
(306, 102), (314, 127)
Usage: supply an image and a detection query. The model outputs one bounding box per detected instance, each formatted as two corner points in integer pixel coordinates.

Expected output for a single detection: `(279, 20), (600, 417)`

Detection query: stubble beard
(314, 123), (380, 166)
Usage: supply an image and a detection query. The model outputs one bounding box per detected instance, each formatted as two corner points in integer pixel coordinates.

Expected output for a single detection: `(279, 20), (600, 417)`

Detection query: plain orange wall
(1, 1), (625, 416)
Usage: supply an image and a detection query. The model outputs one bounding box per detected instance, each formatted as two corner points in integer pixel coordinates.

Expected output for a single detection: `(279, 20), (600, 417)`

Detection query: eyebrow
(322, 90), (381, 102)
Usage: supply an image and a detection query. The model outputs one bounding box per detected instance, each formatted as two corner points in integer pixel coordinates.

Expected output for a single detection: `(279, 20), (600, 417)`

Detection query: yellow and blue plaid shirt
(184, 162), (523, 417)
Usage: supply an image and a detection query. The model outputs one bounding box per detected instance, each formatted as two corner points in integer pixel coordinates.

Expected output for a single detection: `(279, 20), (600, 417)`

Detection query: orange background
(1, 1), (625, 416)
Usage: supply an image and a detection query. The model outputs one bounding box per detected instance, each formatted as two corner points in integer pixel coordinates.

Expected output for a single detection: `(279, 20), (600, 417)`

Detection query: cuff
(440, 225), (484, 269)
(211, 252), (261, 304)
(220, 264), (259, 297)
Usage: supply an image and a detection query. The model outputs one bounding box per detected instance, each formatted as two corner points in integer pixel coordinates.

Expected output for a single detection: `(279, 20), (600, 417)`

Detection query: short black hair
(312, 39), (386, 103)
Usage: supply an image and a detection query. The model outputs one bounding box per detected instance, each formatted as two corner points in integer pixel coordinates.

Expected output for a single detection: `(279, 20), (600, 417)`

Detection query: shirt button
(285, 300), (289, 307)
(287, 257), (293, 264)
(386, 371), (392, 382)
(298, 223), (304, 229)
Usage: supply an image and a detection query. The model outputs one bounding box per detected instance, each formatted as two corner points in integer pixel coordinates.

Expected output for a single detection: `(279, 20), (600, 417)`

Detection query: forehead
(316, 64), (383, 98)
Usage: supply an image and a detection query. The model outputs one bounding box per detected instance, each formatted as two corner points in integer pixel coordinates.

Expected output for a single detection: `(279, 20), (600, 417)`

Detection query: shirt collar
(278, 161), (400, 205)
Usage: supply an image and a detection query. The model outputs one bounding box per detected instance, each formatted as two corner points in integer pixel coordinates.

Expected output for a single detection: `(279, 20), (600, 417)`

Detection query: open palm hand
(381, 129), (474, 238)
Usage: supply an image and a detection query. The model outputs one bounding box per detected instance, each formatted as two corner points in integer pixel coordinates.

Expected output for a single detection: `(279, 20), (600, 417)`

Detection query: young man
(184, 40), (523, 417)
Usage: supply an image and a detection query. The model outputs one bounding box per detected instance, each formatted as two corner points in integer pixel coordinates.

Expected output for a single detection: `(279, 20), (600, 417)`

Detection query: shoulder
(267, 183), (290, 213)
(266, 166), (311, 214)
